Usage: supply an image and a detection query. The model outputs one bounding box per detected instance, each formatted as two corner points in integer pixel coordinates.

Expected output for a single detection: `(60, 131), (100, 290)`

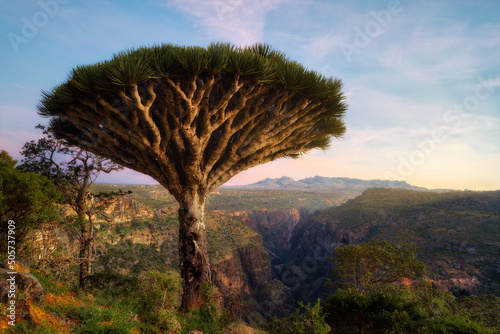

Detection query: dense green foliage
(0, 151), (61, 251)
(265, 300), (330, 334)
(332, 240), (426, 292)
(322, 241), (500, 333)
(41, 43), (345, 97)
(324, 286), (424, 333)
(323, 285), (500, 333)
(0, 268), (230, 333)
(0, 150), (17, 167)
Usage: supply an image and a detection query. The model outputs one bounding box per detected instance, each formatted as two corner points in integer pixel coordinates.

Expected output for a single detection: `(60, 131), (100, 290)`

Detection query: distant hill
(224, 176), (431, 196)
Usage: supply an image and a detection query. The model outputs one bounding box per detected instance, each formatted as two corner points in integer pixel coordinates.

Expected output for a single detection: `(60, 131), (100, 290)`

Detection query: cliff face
(233, 208), (309, 278)
(59, 196), (168, 225)
(210, 234), (271, 300)
(210, 237), (295, 323)
(280, 217), (347, 302)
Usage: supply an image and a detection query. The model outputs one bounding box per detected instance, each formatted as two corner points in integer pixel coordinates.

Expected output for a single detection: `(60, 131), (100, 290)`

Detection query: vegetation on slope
(310, 188), (500, 295)
(0, 268), (236, 333)
(322, 241), (500, 333)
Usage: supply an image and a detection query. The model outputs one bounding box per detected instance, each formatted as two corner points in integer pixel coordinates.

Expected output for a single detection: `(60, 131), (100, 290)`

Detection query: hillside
(282, 188), (500, 302)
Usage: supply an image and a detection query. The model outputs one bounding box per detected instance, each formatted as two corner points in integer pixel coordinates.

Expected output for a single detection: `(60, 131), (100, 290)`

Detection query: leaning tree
(38, 43), (347, 309)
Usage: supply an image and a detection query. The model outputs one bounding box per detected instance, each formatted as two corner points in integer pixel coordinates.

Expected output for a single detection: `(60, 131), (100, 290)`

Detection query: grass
(4, 268), (236, 333)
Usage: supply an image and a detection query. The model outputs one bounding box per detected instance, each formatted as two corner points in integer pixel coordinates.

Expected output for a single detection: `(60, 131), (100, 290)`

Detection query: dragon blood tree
(38, 43), (347, 309)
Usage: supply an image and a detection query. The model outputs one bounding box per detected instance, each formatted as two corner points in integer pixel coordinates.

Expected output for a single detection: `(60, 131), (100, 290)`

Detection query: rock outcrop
(60, 196), (167, 225)
(0, 258), (45, 303)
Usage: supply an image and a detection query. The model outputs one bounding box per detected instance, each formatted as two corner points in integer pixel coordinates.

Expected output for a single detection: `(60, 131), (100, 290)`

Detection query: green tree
(323, 285), (427, 333)
(0, 150), (60, 253)
(323, 241), (499, 333)
(0, 150), (17, 167)
(331, 240), (426, 293)
(323, 241), (427, 333)
(18, 126), (125, 288)
(266, 300), (331, 334)
(37, 42), (347, 309)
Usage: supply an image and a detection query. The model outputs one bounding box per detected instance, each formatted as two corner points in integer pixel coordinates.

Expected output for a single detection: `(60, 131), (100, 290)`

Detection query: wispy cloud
(166, 0), (286, 46)
(12, 83), (38, 92)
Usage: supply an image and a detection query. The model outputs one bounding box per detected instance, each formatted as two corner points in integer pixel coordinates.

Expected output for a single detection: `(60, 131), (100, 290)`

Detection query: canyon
(22, 179), (500, 324)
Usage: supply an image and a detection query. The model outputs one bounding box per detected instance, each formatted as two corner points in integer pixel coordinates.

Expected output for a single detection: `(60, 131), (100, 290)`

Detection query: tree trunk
(178, 191), (211, 310)
(79, 234), (91, 289)
(79, 222), (92, 289)
(78, 212), (92, 289)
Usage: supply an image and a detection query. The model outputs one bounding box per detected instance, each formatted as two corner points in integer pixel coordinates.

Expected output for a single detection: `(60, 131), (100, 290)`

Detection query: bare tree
(37, 43), (347, 309)
(19, 125), (126, 288)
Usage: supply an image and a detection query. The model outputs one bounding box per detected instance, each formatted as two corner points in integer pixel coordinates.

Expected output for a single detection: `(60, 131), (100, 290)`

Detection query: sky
(0, 0), (499, 190)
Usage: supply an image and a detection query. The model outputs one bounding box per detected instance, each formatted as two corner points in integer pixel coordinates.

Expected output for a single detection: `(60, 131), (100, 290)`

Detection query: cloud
(369, 15), (500, 87)
(166, 0), (286, 46)
(300, 1), (500, 91)
(306, 34), (347, 60)
(0, 104), (49, 161)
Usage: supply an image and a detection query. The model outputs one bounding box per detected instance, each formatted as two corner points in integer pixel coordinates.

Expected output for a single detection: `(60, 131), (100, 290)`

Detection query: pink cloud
(166, 0), (286, 46)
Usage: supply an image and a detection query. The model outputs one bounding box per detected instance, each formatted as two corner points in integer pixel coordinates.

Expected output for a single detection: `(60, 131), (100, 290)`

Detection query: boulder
(0, 268), (45, 302)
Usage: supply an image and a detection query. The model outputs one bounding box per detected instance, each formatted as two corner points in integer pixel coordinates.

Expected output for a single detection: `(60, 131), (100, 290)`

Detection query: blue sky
(1, 0), (499, 190)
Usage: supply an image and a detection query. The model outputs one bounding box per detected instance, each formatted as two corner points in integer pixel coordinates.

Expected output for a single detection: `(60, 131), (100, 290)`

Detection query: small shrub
(265, 299), (330, 334)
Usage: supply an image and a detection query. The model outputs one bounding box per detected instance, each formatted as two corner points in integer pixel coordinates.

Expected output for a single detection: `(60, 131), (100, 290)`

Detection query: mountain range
(224, 176), (432, 195)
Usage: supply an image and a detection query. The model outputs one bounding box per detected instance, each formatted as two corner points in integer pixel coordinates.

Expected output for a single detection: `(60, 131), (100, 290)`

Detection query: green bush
(430, 315), (495, 334)
(85, 271), (138, 295)
(265, 299), (330, 334)
(322, 286), (425, 333)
